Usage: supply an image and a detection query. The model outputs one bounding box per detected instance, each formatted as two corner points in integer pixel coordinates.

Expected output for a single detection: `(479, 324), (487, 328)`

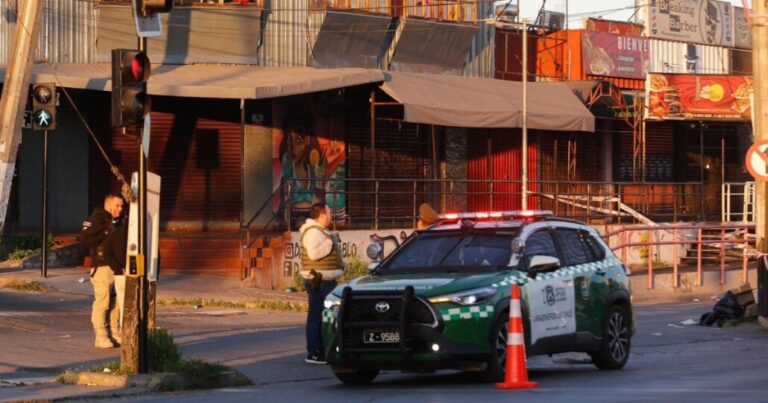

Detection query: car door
(521, 227), (578, 346)
(553, 226), (604, 335)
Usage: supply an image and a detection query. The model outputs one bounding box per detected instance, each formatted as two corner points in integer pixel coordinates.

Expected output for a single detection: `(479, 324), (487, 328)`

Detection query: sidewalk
(0, 265), (307, 307)
(0, 263), (758, 307)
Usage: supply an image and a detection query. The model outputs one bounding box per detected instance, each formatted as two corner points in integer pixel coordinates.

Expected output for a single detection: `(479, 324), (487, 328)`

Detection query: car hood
(334, 271), (512, 298)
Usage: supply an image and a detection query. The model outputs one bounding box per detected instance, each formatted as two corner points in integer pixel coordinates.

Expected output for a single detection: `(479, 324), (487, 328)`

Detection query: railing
(239, 186), (284, 280)
(722, 182), (755, 223)
(605, 223), (756, 289)
(281, 177), (710, 230)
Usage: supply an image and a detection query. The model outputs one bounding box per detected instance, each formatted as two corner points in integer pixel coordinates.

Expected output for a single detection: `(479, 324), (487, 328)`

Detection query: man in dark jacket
(80, 193), (127, 348)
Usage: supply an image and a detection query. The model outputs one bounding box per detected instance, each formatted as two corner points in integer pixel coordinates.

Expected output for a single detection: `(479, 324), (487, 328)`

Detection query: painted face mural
(273, 97), (347, 228)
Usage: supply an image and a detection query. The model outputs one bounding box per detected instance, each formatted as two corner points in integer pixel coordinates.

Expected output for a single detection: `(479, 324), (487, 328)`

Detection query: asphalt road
(1, 288), (768, 402)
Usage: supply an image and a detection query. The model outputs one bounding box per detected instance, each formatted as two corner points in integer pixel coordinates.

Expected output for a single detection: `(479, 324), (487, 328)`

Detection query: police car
(321, 210), (633, 384)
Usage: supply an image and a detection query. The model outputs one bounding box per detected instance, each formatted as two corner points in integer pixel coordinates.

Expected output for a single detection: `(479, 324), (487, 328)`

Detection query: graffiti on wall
(272, 96), (346, 228)
(281, 229), (411, 279)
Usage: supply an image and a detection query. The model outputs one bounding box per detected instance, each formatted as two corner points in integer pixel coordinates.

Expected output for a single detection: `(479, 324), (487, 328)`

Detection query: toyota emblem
(374, 301), (390, 313)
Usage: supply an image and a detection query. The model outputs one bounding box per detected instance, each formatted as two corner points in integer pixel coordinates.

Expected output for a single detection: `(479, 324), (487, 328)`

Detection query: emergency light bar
(438, 210), (553, 221)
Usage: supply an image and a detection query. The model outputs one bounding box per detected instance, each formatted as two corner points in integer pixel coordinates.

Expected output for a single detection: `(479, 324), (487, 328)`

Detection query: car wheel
(591, 304), (631, 370)
(482, 315), (508, 382)
(332, 367), (379, 385)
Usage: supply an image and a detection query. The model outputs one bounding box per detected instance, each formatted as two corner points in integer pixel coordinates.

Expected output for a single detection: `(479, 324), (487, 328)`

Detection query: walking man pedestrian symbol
(33, 110), (52, 128)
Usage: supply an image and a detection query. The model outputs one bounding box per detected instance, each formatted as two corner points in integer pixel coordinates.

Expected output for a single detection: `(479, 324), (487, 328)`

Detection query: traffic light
(136, 0), (173, 18)
(111, 49), (151, 129)
(31, 83), (56, 131)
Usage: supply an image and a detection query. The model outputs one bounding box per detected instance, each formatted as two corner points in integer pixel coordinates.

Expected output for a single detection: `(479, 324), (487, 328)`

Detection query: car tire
(591, 304), (631, 370)
(332, 367), (379, 385)
(482, 315), (508, 382)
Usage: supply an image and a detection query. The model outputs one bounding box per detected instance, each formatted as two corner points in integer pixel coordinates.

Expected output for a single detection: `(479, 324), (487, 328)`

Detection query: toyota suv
(322, 210), (633, 384)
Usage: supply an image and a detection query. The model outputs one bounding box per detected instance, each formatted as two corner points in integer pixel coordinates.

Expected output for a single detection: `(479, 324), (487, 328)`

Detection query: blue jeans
(305, 279), (337, 356)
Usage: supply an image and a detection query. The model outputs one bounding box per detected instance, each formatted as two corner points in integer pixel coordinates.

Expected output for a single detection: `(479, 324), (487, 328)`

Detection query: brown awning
(389, 20), (477, 75)
(0, 63), (385, 99)
(380, 72), (595, 132)
(311, 11), (393, 69)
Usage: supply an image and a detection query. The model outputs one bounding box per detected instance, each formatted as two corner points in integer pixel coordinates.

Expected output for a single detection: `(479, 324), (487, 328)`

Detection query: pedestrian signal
(31, 83), (56, 131)
(111, 49), (151, 130)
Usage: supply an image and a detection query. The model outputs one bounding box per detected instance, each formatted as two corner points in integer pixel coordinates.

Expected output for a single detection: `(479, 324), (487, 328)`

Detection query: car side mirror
(367, 243), (383, 262)
(367, 262), (380, 273)
(529, 255), (560, 272)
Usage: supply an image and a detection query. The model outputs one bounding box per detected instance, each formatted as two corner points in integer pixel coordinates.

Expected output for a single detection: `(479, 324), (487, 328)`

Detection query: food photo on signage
(647, 74), (752, 120)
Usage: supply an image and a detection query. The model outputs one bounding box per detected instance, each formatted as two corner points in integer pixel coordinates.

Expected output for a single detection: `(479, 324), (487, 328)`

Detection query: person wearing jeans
(299, 202), (345, 364)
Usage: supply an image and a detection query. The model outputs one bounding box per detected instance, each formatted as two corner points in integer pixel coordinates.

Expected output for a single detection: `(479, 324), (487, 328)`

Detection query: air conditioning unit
(542, 10), (565, 31)
(492, 0), (519, 23)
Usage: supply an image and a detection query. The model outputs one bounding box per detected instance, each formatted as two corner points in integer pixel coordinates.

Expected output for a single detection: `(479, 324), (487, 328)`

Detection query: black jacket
(80, 208), (127, 275)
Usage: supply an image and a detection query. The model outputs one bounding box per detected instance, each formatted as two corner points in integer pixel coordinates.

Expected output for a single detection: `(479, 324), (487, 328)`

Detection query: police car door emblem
(375, 302), (390, 313)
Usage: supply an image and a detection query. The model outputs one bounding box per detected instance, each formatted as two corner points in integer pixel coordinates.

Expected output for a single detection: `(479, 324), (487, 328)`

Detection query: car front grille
(345, 296), (437, 326)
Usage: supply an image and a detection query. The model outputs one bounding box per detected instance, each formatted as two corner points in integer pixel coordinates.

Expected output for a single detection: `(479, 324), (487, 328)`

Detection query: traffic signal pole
(752, 1), (768, 324)
(138, 36), (149, 373)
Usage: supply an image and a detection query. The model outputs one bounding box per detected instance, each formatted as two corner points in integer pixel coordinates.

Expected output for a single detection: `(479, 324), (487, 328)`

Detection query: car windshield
(380, 230), (517, 274)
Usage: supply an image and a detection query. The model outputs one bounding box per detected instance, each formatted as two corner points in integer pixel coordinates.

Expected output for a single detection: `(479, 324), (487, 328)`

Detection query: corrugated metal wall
(259, 0), (324, 67)
(0, 0), (96, 64)
(464, 21), (494, 78)
(648, 39), (730, 75)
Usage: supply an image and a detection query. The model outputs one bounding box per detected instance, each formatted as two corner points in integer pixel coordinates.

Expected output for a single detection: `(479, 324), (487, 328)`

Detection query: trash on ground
(193, 304), (203, 309)
(77, 277), (86, 283)
(667, 324), (683, 328)
(680, 319), (697, 326)
(692, 298), (700, 302)
(651, 332), (662, 336)
(700, 283), (756, 327)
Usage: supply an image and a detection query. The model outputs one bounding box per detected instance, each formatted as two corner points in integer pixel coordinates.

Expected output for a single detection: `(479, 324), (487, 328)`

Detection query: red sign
(647, 74), (752, 120)
(746, 141), (768, 181)
(582, 31), (649, 79)
(585, 18), (644, 36)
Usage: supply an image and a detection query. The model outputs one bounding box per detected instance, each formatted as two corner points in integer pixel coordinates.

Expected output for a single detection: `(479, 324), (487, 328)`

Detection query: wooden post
(753, 0), (768, 320)
(0, 0), (45, 234)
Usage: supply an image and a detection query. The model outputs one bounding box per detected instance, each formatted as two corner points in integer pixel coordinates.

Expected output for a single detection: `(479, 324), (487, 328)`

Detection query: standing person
(80, 193), (127, 348)
(299, 202), (344, 364)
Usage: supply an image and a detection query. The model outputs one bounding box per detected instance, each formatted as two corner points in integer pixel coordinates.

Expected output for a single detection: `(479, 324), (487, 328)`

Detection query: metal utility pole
(521, 19), (528, 210)
(752, 0), (768, 322)
(0, 0), (45, 235)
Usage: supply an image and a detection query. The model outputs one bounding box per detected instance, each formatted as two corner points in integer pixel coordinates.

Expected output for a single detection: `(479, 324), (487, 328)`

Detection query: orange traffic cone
(495, 283), (538, 390)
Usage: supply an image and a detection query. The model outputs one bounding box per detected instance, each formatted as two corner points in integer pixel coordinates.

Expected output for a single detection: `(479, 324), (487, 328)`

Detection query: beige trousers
(90, 266), (125, 338)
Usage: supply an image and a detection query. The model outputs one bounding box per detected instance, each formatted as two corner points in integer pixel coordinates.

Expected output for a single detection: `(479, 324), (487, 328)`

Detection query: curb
(58, 369), (253, 390)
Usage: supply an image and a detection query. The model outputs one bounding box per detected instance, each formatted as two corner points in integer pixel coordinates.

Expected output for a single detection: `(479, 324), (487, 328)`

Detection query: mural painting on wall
(272, 96), (347, 228)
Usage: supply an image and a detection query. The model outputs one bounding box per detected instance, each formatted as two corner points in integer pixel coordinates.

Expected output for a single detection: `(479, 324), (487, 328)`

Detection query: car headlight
(324, 293), (341, 309)
(428, 286), (497, 306)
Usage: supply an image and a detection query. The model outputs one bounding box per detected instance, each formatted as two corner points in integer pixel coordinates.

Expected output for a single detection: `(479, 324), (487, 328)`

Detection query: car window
(383, 231), (516, 273)
(582, 232), (606, 261)
(556, 228), (591, 266)
(520, 229), (558, 271)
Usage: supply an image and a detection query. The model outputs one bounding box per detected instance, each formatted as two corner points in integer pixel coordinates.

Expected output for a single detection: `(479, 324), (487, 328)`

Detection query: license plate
(363, 329), (400, 344)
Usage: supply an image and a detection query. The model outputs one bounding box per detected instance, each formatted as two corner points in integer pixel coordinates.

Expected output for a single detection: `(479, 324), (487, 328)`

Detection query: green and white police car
(322, 210), (633, 384)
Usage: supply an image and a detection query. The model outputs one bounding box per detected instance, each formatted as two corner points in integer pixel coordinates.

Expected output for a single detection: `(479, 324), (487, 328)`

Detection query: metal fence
(276, 177), (711, 230)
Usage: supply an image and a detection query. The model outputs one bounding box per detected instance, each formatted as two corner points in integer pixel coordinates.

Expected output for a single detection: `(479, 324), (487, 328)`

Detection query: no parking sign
(745, 141), (768, 181)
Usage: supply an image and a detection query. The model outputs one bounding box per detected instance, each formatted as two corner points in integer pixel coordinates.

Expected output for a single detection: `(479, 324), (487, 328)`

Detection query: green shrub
(148, 328), (182, 372)
(176, 359), (228, 390)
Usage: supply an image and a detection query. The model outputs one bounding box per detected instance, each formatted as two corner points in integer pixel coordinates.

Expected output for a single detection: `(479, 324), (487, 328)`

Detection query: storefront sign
(645, 0), (734, 47)
(647, 74), (752, 120)
(582, 31), (649, 79)
(584, 18), (644, 36)
(734, 6), (751, 49)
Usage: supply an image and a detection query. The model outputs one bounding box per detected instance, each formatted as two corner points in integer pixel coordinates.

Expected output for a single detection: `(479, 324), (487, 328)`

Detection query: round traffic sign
(745, 141), (768, 181)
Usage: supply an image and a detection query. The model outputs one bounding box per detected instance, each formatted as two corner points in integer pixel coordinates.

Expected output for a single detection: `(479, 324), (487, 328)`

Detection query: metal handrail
(605, 223), (755, 289)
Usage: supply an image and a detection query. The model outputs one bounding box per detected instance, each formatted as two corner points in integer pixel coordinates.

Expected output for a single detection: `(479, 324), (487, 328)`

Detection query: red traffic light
(122, 51), (151, 83)
(112, 49), (151, 129)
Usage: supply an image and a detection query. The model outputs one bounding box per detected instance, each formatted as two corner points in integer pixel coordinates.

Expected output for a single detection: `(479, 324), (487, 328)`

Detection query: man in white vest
(299, 202), (345, 364)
